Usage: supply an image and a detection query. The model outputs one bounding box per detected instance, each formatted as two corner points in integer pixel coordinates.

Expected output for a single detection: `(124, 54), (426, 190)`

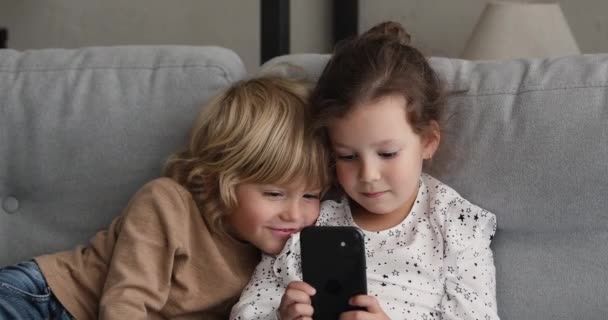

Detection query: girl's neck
(349, 188), (418, 232)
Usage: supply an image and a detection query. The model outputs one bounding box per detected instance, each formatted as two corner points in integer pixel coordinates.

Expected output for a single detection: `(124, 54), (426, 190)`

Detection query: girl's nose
(359, 158), (380, 183)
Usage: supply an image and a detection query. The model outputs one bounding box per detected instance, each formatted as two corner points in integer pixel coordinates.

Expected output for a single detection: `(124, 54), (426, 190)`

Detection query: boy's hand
(339, 295), (390, 320)
(278, 281), (316, 320)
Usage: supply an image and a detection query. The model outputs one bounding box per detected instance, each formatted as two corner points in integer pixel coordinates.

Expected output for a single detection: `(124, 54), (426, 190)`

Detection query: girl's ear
(422, 120), (441, 160)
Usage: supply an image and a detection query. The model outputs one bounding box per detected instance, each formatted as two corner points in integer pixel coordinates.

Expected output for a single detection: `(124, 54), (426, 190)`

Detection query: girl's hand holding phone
(339, 295), (390, 320)
(278, 281), (316, 320)
(278, 282), (388, 320)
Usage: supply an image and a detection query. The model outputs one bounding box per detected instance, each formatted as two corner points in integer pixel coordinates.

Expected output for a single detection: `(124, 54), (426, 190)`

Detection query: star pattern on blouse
(231, 174), (498, 320)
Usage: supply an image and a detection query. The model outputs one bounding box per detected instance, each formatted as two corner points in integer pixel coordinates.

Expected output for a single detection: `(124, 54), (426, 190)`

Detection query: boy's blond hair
(164, 75), (330, 235)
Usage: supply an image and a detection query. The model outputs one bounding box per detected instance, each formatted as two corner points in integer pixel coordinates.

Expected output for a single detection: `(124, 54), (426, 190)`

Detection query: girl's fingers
(287, 281), (317, 296)
(282, 302), (315, 319)
(281, 287), (313, 306)
(349, 294), (382, 313)
(278, 281), (317, 319)
(280, 281), (316, 306)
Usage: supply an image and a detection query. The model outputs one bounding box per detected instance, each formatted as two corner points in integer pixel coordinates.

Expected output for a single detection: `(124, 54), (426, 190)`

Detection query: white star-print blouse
(230, 173), (499, 320)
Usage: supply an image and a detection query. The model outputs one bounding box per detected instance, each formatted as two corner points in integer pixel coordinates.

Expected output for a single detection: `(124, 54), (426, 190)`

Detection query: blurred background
(0, 0), (607, 72)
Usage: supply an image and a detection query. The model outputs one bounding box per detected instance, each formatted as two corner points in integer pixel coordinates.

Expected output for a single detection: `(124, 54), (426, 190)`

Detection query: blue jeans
(0, 260), (74, 320)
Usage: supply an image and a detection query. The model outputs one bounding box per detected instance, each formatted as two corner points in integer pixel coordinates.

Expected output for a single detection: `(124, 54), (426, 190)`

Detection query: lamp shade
(462, 1), (580, 60)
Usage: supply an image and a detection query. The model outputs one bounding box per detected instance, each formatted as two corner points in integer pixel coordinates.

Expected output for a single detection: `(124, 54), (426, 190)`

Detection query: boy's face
(328, 94), (439, 228)
(228, 181), (321, 255)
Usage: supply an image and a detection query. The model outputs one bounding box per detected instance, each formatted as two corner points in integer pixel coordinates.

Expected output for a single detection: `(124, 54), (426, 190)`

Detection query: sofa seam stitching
(453, 83), (608, 96)
(0, 63), (231, 77)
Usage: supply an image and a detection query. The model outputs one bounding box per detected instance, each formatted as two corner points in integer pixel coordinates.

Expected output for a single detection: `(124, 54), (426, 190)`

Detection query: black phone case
(300, 226), (367, 320)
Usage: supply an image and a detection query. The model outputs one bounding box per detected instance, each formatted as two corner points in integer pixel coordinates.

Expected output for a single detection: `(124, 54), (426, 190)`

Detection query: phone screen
(300, 226), (367, 319)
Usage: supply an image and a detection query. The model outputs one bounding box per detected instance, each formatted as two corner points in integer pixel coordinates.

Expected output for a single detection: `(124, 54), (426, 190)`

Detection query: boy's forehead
(254, 172), (321, 188)
(283, 176), (323, 190)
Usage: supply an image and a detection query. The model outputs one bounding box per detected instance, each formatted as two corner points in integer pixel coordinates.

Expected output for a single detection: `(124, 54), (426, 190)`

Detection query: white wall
(360, 0), (608, 57)
(0, 0), (332, 72)
(1, 0), (607, 72)
(290, 0), (332, 54)
(0, 0), (261, 71)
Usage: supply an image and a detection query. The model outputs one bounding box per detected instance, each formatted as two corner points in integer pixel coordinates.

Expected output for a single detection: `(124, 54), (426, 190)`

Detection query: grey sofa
(0, 45), (245, 265)
(1, 46), (607, 319)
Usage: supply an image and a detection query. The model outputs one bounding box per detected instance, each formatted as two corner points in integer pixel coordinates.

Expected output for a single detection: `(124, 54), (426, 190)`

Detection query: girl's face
(328, 94), (439, 230)
(228, 180), (321, 255)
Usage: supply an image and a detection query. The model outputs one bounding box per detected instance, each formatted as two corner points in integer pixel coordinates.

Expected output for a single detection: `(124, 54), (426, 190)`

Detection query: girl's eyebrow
(371, 139), (398, 147)
(332, 142), (352, 149)
(333, 139), (397, 149)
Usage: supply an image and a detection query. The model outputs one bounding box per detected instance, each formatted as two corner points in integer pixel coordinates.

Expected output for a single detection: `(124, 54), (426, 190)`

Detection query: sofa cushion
(261, 54), (608, 319)
(0, 46), (246, 266)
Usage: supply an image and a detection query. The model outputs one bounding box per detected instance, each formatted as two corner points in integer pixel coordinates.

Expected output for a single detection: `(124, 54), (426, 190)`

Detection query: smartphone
(300, 226), (367, 320)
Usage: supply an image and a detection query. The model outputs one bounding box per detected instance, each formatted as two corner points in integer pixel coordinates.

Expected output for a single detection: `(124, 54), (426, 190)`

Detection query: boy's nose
(279, 200), (300, 221)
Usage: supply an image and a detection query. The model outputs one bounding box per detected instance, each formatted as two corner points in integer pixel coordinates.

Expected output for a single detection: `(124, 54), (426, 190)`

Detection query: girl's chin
(355, 200), (405, 216)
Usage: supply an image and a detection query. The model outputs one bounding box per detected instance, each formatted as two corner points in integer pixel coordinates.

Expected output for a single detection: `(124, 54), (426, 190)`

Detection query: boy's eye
(303, 193), (321, 199)
(264, 191), (283, 197)
(379, 151), (398, 159)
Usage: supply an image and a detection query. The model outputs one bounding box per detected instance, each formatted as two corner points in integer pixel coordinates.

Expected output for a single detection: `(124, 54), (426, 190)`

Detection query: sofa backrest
(0, 46), (246, 266)
(261, 54), (608, 319)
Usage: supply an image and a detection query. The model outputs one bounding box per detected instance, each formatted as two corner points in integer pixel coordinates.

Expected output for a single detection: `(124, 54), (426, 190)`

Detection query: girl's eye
(379, 151), (398, 159)
(336, 154), (356, 161)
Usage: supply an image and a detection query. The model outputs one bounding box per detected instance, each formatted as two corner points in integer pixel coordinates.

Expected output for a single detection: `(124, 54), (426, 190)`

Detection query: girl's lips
(361, 191), (386, 198)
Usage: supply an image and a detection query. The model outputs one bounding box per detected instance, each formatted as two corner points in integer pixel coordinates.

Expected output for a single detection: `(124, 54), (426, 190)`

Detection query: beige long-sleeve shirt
(35, 178), (260, 320)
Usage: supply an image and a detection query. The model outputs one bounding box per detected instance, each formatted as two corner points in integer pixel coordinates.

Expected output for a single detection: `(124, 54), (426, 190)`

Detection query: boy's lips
(269, 227), (299, 237)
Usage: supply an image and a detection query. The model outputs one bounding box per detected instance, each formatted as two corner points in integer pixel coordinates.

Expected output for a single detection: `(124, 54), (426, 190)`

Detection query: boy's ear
(422, 120), (440, 159)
